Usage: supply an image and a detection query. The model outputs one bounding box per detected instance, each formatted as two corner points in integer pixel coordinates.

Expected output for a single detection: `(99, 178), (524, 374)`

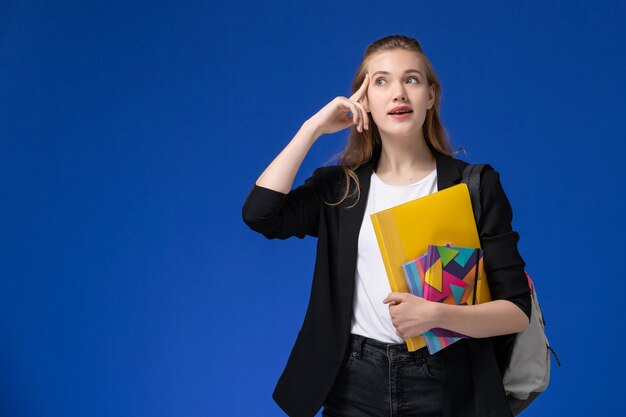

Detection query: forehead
(367, 49), (424, 74)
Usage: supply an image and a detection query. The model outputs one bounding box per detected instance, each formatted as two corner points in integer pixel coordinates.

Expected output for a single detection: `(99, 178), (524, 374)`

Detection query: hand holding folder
(371, 183), (492, 352)
(402, 243), (486, 354)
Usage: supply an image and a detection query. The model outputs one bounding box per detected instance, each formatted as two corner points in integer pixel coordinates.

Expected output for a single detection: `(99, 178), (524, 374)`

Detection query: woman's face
(364, 49), (435, 140)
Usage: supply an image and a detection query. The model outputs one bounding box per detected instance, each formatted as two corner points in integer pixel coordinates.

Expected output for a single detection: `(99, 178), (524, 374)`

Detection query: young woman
(242, 34), (531, 417)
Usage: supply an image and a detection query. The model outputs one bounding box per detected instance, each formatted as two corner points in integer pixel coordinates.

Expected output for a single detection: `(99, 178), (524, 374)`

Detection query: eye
(374, 77), (419, 86)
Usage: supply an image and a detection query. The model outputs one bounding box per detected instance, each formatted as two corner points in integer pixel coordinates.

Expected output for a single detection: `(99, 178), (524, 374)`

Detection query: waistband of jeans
(348, 333), (431, 361)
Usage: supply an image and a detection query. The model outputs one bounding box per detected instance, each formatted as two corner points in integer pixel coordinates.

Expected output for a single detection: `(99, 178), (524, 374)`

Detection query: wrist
(430, 301), (446, 329)
(302, 117), (324, 140)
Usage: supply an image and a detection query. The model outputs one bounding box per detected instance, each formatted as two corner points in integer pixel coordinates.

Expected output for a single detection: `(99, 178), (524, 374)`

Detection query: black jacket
(242, 146), (531, 417)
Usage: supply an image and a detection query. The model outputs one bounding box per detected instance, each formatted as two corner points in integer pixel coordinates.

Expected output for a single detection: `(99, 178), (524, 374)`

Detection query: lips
(388, 106), (413, 115)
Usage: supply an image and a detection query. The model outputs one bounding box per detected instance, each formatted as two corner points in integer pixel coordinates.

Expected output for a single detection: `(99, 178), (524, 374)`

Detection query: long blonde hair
(327, 34), (457, 208)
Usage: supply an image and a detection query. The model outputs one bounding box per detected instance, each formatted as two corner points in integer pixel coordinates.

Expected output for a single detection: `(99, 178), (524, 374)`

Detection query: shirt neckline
(372, 169), (437, 188)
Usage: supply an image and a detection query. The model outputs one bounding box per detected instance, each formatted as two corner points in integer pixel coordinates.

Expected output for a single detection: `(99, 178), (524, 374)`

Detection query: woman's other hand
(307, 73), (370, 136)
(383, 292), (439, 339)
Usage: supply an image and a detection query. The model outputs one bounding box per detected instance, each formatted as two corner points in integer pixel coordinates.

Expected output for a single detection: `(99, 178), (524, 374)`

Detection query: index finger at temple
(350, 73), (369, 102)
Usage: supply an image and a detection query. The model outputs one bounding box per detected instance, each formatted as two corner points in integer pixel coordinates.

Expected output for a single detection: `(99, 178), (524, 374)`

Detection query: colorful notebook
(371, 183), (492, 352)
(402, 244), (486, 354)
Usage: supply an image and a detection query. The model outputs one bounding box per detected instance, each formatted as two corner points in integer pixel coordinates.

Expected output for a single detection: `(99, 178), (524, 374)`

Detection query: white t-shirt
(350, 169), (438, 343)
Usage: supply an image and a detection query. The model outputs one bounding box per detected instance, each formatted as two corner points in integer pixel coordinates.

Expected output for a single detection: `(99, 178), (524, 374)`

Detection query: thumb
(383, 292), (404, 304)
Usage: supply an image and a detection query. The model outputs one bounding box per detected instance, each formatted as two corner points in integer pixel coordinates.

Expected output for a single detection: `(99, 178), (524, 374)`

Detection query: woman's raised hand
(251, 74), (369, 194)
(308, 73), (370, 137)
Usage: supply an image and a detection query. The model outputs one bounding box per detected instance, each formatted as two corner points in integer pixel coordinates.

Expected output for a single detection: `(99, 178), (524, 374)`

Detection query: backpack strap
(461, 163), (515, 373)
(462, 162), (560, 415)
(461, 164), (489, 227)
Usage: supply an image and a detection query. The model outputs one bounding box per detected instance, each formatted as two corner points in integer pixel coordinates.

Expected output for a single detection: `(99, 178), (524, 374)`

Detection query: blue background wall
(2, 1), (624, 416)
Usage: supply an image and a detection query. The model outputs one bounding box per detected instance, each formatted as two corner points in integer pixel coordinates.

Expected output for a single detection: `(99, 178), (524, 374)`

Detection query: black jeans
(322, 333), (445, 417)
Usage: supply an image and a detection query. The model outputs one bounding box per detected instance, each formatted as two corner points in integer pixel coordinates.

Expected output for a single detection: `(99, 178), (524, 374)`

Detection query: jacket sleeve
(241, 167), (334, 240)
(478, 168), (531, 321)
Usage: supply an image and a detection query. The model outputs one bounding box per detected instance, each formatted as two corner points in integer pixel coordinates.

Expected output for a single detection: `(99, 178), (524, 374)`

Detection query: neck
(375, 132), (436, 176)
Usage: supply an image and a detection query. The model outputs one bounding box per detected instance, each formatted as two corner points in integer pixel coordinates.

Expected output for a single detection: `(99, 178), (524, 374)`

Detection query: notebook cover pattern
(402, 244), (484, 354)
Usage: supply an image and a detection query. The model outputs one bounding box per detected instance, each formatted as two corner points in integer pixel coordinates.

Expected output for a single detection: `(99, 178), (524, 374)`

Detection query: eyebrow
(371, 69), (423, 77)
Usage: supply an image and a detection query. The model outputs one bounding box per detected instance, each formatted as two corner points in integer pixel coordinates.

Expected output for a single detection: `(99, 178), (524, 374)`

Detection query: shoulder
(451, 156), (503, 189)
(451, 155), (471, 172)
(303, 165), (345, 199)
(308, 165), (344, 189)
(311, 165), (344, 180)
(449, 157), (513, 215)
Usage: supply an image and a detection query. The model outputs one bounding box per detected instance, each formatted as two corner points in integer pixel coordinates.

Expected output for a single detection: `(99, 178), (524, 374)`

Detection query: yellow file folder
(370, 183), (492, 352)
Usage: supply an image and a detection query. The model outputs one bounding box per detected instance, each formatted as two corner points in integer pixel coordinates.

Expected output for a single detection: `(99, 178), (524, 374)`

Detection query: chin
(380, 125), (421, 139)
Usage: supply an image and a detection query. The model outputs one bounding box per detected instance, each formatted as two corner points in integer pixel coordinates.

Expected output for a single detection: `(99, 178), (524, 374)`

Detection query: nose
(391, 82), (407, 101)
